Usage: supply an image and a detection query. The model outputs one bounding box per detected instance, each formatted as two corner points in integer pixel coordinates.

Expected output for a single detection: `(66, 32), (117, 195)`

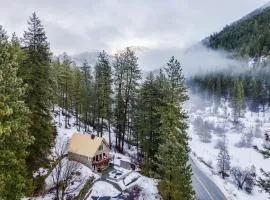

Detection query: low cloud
(0, 0), (267, 54)
(137, 43), (244, 77)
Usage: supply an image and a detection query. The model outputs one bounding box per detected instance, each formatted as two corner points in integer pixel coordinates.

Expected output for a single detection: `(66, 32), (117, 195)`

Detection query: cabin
(68, 133), (111, 171)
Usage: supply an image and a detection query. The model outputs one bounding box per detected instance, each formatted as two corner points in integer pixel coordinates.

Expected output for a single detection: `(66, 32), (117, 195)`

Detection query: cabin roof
(68, 133), (107, 157)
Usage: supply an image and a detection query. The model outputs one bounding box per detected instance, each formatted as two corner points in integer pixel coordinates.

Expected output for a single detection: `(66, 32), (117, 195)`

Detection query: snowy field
(187, 93), (270, 200)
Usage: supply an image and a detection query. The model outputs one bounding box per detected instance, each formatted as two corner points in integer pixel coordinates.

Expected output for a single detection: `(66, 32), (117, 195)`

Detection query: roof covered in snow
(68, 133), (107, 157)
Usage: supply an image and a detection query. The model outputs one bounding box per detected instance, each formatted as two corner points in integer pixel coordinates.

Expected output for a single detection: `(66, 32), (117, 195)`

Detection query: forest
(189, 67), (270, 121)
(0, 13), (194, 199)
(205, 6), (270, 57)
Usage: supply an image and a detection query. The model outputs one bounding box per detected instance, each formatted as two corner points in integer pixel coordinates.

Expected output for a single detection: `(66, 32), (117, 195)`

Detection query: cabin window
(103, 153), (106, 158)
(96, 155), (99, 161)
(99, 154), (102, 160)
(98, 144), (103, 151)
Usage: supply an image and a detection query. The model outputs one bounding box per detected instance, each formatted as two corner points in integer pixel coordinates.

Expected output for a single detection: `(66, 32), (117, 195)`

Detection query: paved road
(191, 158), (227, 200)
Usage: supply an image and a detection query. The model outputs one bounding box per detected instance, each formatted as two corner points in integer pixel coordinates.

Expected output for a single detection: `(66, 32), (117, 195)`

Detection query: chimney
(91, 134), (95, 139)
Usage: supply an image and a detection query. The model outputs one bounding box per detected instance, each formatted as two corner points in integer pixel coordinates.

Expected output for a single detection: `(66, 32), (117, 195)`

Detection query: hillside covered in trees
(186, 3), (270, 199)
(205, 5), (270, 57)
(0, 13), (194, 200)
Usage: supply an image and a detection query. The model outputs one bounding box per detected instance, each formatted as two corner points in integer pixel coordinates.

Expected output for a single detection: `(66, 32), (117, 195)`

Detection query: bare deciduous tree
(230, 165), (256, 193)
(50, 142), (85, 200)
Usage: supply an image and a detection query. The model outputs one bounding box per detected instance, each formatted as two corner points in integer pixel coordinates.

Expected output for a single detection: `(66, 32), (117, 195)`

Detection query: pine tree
(214, 77), (222, 112)
(20, 13), (53, 173)
(58, 53), (74, 128)
(156, 134), (194, 200)
(217, 143), (231, 179)
(155, 57), (194, 199)
(259, 82), (268, 115)
(232, 79), (244, 123)
(256, 133), (270, 195)
(73, 68), (83, 131)
(250, 79), (259, 113)
(134, 72), (164, 174)
(0, 26), (32, 199)
(113, 48), (141, 152)
(81, 60), (93, 131)
(94, 51), (112, 137)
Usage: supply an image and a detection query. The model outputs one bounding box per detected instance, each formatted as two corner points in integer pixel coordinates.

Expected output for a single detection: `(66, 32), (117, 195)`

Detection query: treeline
(189, 68), (270, 120)
(0, 13), (194, 199)
(206, 7), (270, 57)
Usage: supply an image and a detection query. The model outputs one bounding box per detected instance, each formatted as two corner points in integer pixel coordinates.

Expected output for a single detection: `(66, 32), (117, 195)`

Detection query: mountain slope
(204, 2), (270, 57)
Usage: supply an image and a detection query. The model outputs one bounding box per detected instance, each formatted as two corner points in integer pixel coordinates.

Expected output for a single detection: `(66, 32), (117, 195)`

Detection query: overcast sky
(0, 0), (268, 55)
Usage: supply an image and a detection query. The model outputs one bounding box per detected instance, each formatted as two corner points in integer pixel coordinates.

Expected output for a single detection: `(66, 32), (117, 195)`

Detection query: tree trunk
(84, 112), (87, 132)
(108, 120), (111, 149)
(101, 117), (104, 137)
(56, 185), (59, 200)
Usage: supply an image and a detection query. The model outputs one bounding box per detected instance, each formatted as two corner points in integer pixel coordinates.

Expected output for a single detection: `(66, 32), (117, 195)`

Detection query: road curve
(191, 158), (227, 200)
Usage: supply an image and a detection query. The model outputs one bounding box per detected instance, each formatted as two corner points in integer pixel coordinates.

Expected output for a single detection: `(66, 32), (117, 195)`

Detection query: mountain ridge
(203, 1), (270, 58)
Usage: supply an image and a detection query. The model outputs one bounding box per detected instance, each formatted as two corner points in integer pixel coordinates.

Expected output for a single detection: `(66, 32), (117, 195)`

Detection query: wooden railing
(92, 155), (112, 167)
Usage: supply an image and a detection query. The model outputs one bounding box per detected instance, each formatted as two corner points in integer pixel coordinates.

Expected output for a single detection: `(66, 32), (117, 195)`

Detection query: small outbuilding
(68, 133), (111, 171)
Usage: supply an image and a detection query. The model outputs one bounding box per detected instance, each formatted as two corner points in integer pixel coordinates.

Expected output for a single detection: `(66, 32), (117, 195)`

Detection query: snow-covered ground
(24, 106), (160, 199)
(187, 93), (270, 200)
(89, 181), (120, 197)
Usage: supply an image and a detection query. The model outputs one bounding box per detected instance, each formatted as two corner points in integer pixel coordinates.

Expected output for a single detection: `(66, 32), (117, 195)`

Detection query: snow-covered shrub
(206, 120), (215, 130)
(193, 117), (213, 143)
(235, 131), (253, 148)
(255, 118), (263, 124)
(230, 165), (256, 193)
(233, 121), (245, 132)
(214, 124), (226, 136)
(193, 116), (204, 130)
(254, 124), (262, 138)
(214, 139), (226, 149)
(263, 132), (270, 149)
(199, 128), (212, 143)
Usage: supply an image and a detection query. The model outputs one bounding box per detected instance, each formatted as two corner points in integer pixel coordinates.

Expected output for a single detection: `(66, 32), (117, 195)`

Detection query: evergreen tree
(51, 58), (62, 112)
(155, 57), (194, 199)
(256, 133), (270, 195)
(214, 77), (222, 112)
(20, 13), (53, 173)
(57, 53), (74, 128)
(113, 48), (141, 152)
(73, 68), (83, 131)
(232, 79), (244, 123)
(217, 143), (231, 179)
(134, 72), (164, 174)
(259, 82), (268, 115)
(0, 26), (32, 199)
(156, 133), (194, 200)
(250, 79), (260, 113)
(81, 60), (93, 131)
(94, 51), (112, 137)
(164, 56), (189, 146)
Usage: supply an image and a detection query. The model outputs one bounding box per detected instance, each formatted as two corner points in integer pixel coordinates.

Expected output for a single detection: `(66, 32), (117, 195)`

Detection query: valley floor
(187, 93), (270, 200)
